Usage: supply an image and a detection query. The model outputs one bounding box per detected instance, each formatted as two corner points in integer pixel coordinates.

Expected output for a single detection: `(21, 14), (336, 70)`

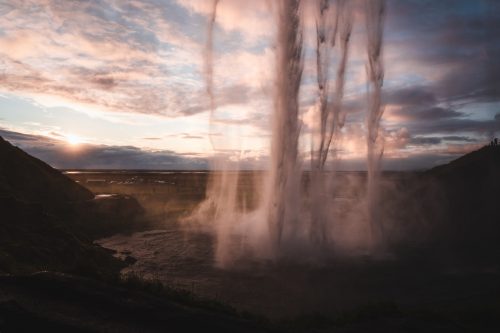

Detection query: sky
(0, 0), (499, 170)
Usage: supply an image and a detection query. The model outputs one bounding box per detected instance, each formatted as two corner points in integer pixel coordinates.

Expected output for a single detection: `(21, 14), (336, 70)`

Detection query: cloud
(0, 128), (207, 170)
(0, 125), (488, 172)
(181, 134), (203, 140)
(392, 106), (463, 121)
(442, 135), (478, 142)
(0, 0), (209, 117)
(385, 86), (437, 107)
(175, 0), (273, 44)
(0, 0), (499, 170)
(89, 76), (117, 90)
(0, 129), (45, 143)
(385, 0), (500, 105)
(404, 118), (499, 137)
(410, 136), (442, 146)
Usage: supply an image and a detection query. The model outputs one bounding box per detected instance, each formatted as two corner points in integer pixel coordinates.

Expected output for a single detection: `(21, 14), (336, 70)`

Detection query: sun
(66, 134), (83, 146)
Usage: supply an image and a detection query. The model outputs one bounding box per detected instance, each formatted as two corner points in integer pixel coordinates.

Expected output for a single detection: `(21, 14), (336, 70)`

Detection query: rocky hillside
(0, 136), (146, 239)
(0, 136), (93, 205)
(422, 145), (500, 261)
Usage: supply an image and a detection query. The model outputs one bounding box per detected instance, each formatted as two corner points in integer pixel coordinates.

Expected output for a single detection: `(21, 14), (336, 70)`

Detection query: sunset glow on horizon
(65, 134), (84, 146)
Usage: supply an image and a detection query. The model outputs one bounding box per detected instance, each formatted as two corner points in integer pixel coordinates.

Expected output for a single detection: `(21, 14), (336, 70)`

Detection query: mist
(184, 0), (392, 267)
